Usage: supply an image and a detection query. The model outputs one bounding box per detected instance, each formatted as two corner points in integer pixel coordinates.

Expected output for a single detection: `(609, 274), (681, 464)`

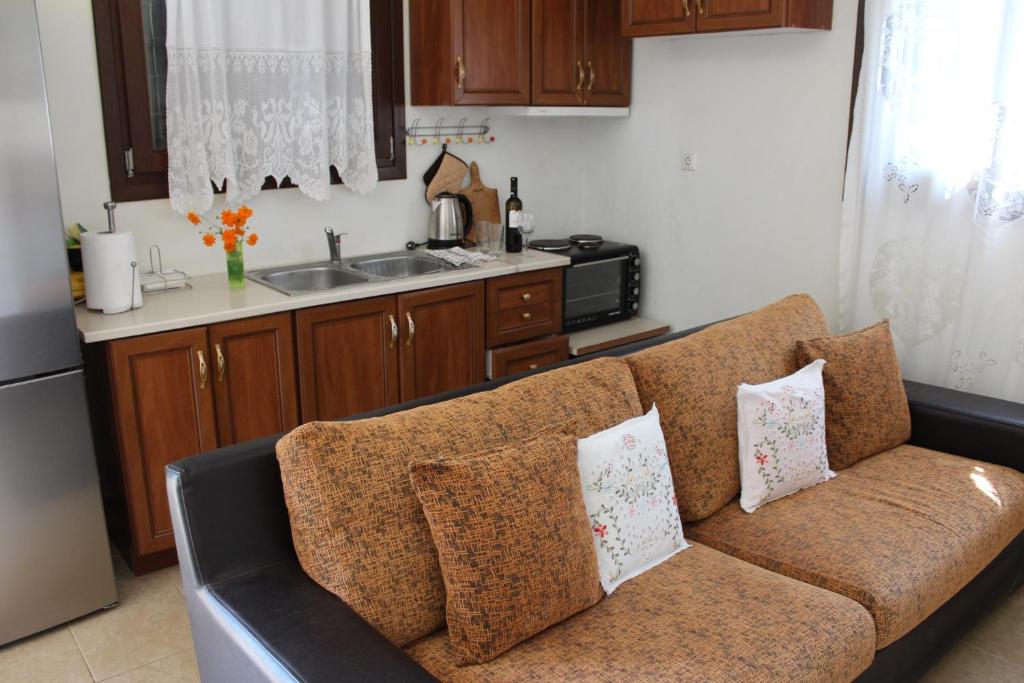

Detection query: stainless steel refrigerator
(0, 0), (117, 645)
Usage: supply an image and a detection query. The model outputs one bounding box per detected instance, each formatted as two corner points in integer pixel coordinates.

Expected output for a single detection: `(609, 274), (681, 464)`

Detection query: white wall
(35, 0), (588, 277)
(35, 0), (856, 331)
(583, 4), (858, 330)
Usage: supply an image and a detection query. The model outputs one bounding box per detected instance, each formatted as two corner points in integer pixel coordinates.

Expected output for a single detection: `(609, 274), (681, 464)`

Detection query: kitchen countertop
(75, 249), (569, 343)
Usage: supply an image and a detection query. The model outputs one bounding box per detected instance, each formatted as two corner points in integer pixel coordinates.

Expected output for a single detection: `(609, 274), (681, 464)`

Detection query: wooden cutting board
(463, 162), (500, 242)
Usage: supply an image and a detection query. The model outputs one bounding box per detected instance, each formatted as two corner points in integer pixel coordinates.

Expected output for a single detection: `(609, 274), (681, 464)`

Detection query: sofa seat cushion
(276, 357), (643, 647)
(625, 294), (830, 522)
(403, 543), (875, 683)
(688, 445), (1024, 648)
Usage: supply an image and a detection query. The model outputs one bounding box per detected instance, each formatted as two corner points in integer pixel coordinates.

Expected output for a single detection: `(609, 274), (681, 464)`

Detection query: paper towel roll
(81, 231), (144, 314)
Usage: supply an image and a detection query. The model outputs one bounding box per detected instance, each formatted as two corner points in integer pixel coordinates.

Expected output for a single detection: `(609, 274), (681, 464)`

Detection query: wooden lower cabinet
(296, 296), (401, 422)
(105, 328), (219, 568)
(488, 335), (570, 379)
(209, 313), (298, 446)
(398, 282), (486, 401)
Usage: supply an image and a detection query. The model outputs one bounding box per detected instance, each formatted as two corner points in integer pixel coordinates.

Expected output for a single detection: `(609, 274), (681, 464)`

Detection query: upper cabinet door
(583, 0), (632, 106)
(621, 0), (696, 37)
(696, 0), (783, 31)
(397, 282), (485, 402)
(532, 0), (586, 106)
(452, 0), (531, 105)
(107, 328), (218, 556)
(208, 313), (299, 447)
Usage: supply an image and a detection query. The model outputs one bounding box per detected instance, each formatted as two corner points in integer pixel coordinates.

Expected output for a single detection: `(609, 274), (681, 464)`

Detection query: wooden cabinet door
(398, 282), (486, 402)
(108, 328), (217, 557)
(583, 0), (632, 106)
(621, 0), (695, 37)
(208, 314), (299, 446)
(696, 0), (784, 31)
(532, 0), (586, 105)
(453, 0), (531, 105)
(296, 297), (400, 422)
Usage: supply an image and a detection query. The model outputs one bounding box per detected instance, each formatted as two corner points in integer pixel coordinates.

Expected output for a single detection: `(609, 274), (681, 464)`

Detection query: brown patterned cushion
(796, 321), (911, 469)
(625, 294), (830, 522)
(688, 445), (1024, 648)
(276, 357), (642, 646)
(410, 428), (604, 665)
(404, 543), (875, 682)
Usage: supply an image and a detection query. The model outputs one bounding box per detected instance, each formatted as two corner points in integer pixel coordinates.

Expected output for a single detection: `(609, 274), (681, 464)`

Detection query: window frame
(92, 0), (407, 203)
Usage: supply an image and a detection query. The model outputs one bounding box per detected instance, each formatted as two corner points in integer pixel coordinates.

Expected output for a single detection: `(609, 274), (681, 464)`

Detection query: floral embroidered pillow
(736, 359), (835, 513)
(577, 405), (689, 594)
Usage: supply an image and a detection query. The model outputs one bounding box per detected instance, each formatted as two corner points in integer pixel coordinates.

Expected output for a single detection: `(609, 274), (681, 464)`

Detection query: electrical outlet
(681, 152), (698, 172)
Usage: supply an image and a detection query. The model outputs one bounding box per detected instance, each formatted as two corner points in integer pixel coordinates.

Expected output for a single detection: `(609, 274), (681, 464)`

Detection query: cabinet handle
(388, 314), (398, 349)
(683, 0), (691, 18)
(576, 60), (585, 94)
(522, 312), (532, 321)
(215, 344), (226, 382)
(529, 363), (539, 370)
(587, 61), (595, 92)
(197, 350), (208, 390)
(696, 0), (704, 15)
(406, 312), (416, 346)
(521, 292), (532, 302)
(456, 56), (466, 89)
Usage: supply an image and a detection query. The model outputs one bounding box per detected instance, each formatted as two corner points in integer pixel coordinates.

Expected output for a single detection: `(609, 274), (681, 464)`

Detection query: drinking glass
(475, 222), (503, 254)
(519, 213), (536, 255)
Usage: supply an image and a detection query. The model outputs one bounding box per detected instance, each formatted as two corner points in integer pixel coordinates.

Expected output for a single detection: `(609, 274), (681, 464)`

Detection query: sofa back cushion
(276, 357), (642, 647)
(625, 294), (829, 522)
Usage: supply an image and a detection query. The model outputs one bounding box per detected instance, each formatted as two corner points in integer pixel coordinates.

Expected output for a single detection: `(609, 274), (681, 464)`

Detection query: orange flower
(220, 209), (238, 228)
(187, 211), (202, 226)
(222, 233), (237, 252)
(236, 205), (253, 227)
(201, 233), (216, 247)
(246, 232), (259, 247)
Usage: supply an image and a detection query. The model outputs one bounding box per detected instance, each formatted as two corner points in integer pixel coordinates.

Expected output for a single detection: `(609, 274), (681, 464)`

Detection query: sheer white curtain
(165, 0), (377, 214)
(841, 0), (1024, 401)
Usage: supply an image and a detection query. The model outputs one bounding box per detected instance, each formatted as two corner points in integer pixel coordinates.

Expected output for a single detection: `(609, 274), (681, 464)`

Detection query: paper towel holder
(103, 201), (117, 233)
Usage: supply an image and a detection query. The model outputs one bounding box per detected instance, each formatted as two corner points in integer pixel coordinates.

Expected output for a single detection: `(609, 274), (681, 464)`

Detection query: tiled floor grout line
(94, 646), (193, 682)
(961, 640), (1024, 672)
(66, 622), (100, 682)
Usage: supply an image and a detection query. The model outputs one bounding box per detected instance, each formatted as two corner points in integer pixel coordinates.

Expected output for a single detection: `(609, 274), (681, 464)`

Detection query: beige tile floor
(0, 551), (1021, 682)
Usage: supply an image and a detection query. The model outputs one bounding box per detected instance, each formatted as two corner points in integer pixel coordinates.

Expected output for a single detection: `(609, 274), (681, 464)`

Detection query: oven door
(563, 256), (628, 331)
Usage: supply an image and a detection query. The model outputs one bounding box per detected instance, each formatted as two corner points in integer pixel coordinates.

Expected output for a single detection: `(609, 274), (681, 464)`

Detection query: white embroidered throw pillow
(577, 405), (689, 594)
(737, 359), (834, 513)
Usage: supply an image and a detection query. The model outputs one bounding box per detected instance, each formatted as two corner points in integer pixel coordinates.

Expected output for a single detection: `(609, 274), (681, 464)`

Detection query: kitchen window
(92, 0), (406, 202)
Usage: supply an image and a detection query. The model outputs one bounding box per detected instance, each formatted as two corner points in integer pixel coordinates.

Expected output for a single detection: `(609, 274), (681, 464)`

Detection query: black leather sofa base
(167, 323), (1024, 683)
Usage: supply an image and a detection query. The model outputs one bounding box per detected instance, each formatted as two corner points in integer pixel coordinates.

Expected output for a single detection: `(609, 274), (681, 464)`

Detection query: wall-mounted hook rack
(406, 117), (495, 146)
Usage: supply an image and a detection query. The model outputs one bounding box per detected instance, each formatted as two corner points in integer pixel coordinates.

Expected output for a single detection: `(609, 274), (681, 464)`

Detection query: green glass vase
(226, 243), (245, 290)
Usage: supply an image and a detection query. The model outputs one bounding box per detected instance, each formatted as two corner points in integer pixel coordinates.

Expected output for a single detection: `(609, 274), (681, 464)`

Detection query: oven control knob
(632, 287), (640, 297)
(632, 257), (640, 267)
(631, 302), (639, 311)
(631, 272), (641, 282)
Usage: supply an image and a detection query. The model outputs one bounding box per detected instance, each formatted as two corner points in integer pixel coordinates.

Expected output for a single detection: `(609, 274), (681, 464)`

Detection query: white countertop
(75, 250), (570, 343)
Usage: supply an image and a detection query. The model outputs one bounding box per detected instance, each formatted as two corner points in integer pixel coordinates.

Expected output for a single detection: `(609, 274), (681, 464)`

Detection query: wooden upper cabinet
(411, 0), (531, 106)
(107, 328), (218, 557)
(208, 314), (298, 446)
(296, 297), (401, 422)
(583, 0), (632, 106)
(621, 0), (695, 37)
(534, 0), (631, 106)
(397, 282), (485, 402)
(622, 0), (831, 36)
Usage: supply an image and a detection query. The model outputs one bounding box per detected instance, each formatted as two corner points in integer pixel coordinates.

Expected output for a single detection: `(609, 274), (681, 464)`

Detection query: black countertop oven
(561, 240), (640, 332)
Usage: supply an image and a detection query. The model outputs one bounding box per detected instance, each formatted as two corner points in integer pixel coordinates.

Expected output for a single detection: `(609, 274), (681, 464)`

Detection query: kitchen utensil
(429, 192), (473, 249)
(424, 144), (469, 205)
(81, 229), (143, 314)
(463, 162), (500, 242)
(475, 222), (503, 254)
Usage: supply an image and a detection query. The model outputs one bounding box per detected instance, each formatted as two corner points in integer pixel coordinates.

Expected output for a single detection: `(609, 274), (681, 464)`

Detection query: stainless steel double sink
(248, 251), (467, 296)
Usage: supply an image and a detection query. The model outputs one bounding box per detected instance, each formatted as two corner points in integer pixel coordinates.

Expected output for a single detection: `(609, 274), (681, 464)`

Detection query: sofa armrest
(905, 380), (1024, 472)
(207, 560), (437, 683)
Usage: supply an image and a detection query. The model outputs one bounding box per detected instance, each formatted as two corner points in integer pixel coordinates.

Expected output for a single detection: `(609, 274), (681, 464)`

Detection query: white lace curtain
(165, 0), (377, 214)
(841, 0), (1024, 401)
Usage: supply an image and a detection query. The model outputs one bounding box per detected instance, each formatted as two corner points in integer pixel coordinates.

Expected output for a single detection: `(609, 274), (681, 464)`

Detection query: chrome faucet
(325, 226), (348, 264)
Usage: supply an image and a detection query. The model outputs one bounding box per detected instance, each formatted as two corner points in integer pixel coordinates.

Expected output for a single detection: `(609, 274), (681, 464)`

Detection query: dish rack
(139, 245), (191, 293)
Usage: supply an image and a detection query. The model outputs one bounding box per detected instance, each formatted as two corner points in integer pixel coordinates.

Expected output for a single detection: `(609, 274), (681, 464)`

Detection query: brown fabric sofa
(169, 293), (1024, 683)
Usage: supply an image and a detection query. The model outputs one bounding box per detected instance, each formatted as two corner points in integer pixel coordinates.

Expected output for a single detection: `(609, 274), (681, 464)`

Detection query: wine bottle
(505, 177), (523, 253)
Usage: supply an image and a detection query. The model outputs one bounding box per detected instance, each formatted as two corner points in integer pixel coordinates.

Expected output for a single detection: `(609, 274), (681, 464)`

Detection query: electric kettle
(428, 192), (473, 249)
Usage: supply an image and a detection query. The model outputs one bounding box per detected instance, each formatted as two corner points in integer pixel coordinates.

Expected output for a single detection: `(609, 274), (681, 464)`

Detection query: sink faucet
(325, 227), (348, 264)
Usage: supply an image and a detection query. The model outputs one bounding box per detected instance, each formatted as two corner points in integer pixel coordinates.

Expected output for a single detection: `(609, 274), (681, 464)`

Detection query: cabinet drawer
(488, 335), (570, 379)
(486, 268), (564, 347)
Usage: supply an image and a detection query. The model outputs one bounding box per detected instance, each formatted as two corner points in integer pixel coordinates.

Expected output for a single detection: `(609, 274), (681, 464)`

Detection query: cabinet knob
(521, 292), (532, 302)
(522, 312), (532, 321)
(529, 363), (539, 370)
